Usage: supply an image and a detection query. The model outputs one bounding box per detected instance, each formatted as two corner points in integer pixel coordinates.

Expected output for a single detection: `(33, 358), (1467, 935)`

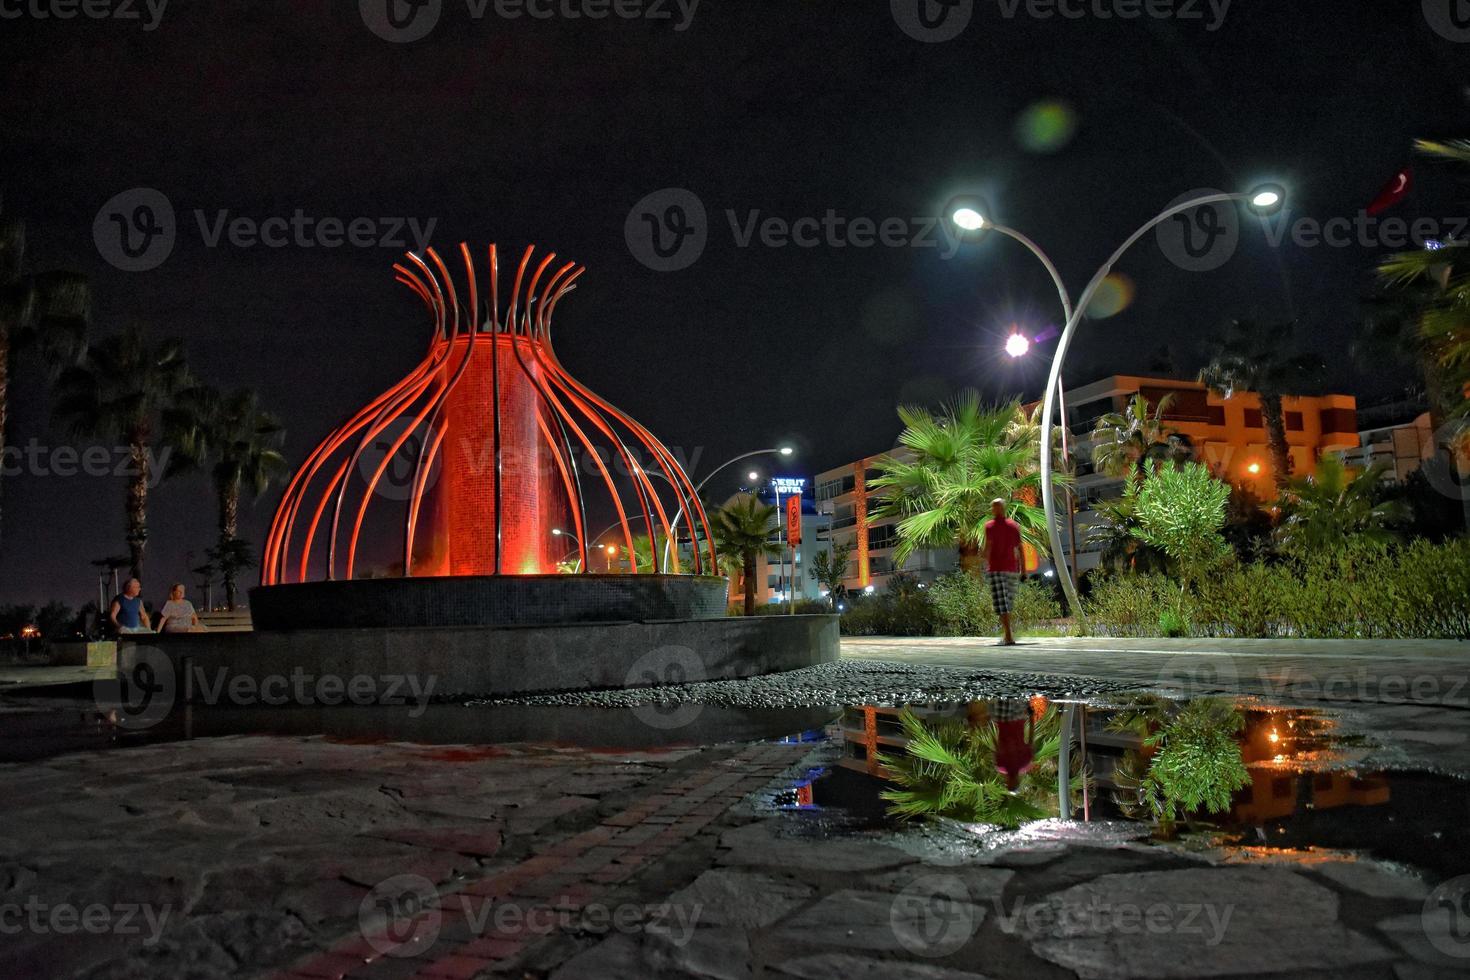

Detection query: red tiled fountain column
(421, 335), (552, 576)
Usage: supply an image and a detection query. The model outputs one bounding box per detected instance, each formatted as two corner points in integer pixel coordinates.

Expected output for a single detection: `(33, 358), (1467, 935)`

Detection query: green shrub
(925, 572), (1062, 637)
(1086, 537), (1470, 639)
(1157, 607), (1187, 638)
(838, 590), (935, 636)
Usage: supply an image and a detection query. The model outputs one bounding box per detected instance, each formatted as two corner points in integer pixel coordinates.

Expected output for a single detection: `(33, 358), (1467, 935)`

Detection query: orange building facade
(815, 374), (1361, 588)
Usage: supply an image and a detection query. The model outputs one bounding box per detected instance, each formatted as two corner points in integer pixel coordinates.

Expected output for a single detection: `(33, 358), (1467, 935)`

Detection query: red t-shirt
(984, 518), (1022, 573)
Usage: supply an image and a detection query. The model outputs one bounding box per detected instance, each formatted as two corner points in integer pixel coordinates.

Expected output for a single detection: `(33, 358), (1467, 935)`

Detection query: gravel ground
(470, 658), (1133, 710)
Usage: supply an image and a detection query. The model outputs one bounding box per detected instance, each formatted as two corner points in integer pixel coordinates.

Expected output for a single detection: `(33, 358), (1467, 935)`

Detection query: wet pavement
(1, 638), (1469, 978)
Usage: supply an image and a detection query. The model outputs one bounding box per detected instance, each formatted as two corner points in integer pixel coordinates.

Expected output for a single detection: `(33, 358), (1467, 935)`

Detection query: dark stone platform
(122, 614), (839, 701)
(249, 575), (730, 630)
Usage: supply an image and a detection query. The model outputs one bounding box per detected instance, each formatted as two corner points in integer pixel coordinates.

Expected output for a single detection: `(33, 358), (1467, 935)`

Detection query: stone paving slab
(1, 687), (1464, 978)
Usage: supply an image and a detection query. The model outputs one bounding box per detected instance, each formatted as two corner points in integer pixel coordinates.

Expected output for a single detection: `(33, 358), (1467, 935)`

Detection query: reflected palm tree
(879, 703), (1086, 829)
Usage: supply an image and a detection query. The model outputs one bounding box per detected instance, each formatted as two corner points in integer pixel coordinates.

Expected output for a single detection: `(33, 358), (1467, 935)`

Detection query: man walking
(983, 498), (1024, 646)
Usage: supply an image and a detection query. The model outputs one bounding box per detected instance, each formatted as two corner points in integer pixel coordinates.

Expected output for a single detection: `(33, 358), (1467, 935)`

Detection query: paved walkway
(0, 663), (108, 690)
(0, 726), (1458, 979)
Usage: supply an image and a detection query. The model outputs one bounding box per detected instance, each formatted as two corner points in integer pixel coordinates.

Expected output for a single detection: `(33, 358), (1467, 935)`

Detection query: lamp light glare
(779, 446), (795, 456)
(1005, 333), (1031, 359)
(952, 207), (987, 232)
(1246, 184), (1286, 215)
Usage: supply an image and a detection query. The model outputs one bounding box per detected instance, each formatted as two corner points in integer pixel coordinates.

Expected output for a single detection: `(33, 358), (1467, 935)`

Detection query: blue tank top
(115, 594), (143, 629)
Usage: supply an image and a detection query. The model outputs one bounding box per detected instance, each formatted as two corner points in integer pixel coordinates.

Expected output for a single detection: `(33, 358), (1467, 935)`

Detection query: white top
(160, 599), (197, 632)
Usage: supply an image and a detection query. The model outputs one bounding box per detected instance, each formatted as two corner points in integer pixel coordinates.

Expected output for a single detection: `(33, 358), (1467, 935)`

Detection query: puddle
(774, 694), (1470, 881)
(4, 684), (1467, 881)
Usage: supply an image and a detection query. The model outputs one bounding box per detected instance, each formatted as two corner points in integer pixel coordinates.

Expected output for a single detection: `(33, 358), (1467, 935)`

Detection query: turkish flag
(1367, 167), (1413, 215)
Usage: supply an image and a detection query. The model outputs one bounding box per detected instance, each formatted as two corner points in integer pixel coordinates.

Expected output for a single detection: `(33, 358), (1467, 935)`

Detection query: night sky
(2, 1), (1468, 606)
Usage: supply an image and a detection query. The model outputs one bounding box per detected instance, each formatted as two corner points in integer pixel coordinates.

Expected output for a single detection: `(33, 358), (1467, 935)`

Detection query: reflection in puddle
(817, 694), (1469, 879)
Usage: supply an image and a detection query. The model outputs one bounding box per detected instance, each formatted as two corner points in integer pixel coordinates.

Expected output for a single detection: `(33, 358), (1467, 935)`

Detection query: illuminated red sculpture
(262, 244), (716, 584)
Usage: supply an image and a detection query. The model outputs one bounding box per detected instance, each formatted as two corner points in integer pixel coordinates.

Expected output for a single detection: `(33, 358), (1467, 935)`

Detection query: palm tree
(1375, 139), (1470, 423)
(1199, 320), (1324, 493)
(711, 494), (781, 615)
(808, 544), (850, 610)
(53, 324), (189, 579)
(1275, 455), (1409, 556)
(1089, 392), (1190, 481)
(0, 209), (90, 544)
(1086, 493), (1168, 575)
(167, 386), (287, 608)
(869, 392), (1064, 576)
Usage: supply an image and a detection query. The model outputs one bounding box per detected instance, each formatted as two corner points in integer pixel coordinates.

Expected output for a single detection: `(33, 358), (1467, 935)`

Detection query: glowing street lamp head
(748, 471), (760, 481)
(1246, 461), (1262, 476)
(605, 544), (618, 555)
(779, 446), (795, 456)
(1005, 332), (1031, 358)
(952, 207), (987, 232)
(1247, 184), (1285, 215)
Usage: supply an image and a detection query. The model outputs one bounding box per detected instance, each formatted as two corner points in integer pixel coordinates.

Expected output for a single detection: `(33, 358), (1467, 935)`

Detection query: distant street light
(663, 446), (798, 570)
(1005, 332), (1032, 359)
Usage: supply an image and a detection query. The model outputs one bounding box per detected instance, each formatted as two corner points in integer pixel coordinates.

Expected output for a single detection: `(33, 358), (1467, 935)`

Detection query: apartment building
(813, 448), (958, 595)
(816, 374), (1359, 586)
(1062, 375), (1359, 573)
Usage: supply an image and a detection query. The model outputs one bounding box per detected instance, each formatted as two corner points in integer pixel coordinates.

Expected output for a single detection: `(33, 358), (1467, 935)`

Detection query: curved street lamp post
(1034, 188), (1283, 629)
(953, 208), (1082, 593)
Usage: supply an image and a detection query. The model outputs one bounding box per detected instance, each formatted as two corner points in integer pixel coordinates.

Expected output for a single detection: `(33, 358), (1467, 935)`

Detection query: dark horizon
(3, 1), (1467, 607)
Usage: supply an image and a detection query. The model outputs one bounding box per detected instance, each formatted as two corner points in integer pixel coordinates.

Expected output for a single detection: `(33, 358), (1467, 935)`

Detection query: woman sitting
(157, 583), (204, 634)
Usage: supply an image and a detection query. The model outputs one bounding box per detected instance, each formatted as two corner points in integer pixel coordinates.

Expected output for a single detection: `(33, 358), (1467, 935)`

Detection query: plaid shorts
(987, 571), (1019, 615)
